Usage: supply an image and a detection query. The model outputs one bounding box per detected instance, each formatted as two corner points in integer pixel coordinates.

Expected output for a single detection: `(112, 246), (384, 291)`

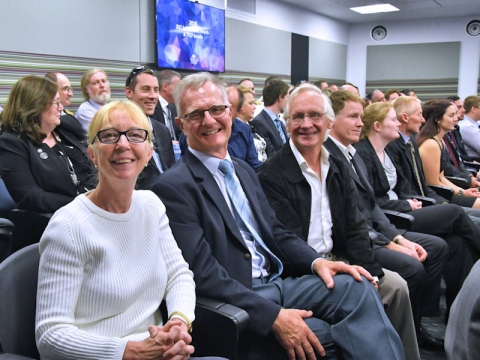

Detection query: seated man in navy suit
(151, 72), (405, 360)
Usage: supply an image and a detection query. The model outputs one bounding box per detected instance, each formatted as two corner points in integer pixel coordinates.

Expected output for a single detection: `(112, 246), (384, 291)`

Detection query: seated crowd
(1, 67), (480, 360)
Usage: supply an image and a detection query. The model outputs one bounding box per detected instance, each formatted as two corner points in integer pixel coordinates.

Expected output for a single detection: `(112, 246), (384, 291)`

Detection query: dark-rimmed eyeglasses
(180, 105), (229, 124)
(126, 66), (156, 87)
(92, 128), (149, 144)
(289, 112), (326, 124)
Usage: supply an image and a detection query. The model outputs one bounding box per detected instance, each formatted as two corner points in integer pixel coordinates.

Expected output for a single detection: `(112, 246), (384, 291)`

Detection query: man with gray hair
(151, 69), (181, 141)
(75, 68), (111, 131)
(151, 72), (404, 360)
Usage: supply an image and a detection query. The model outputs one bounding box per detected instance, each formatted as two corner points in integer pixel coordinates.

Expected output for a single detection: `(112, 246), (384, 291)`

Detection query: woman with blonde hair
(35, 100), (223, 360)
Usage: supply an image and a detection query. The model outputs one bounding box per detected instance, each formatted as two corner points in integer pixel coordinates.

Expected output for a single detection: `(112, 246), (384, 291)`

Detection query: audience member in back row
(45, 72), (86, 140)
(236, 85), (270, 162)
(251, 80), (290, 158)
(35, 100), (224, 360)
(0, 75), (95, 213)
(76, 68), (111, 131)
(458, 95), (480, 161)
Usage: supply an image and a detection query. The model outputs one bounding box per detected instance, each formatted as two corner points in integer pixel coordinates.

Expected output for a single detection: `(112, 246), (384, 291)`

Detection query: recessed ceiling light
(350, 4), (399, 14)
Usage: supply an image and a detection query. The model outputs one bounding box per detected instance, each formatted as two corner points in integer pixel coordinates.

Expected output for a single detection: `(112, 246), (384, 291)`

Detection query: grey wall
(366, 42), (460, 81)
(309, 38), (347, 80)
(226, 18), (291, 75)
(0, 0), (156, 63)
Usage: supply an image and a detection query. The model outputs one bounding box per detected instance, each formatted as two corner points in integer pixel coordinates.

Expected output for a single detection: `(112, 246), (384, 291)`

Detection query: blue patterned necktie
(274, 118), (287, 144)
(218, 159), (283, 281)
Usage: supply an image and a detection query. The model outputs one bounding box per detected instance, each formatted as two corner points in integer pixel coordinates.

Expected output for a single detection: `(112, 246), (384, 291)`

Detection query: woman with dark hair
(416, 99), (480, 208)
(0, 75), (95, 213)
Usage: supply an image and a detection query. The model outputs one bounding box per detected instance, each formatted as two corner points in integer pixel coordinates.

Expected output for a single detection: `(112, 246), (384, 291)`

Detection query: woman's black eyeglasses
(92, 129), (149, 144)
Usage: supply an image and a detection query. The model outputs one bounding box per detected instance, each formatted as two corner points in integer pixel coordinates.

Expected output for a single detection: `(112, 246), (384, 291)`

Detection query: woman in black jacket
(0, 75), (95, 213)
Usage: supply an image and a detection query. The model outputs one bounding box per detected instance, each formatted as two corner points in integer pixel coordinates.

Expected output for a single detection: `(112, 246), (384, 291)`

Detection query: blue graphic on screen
(156, 0), (225, 72)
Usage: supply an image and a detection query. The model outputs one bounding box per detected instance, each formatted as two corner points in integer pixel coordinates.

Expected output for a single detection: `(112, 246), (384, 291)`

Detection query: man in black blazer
(258, 85), (420, 359)
(45, 72), (86, 140)
(150, 69), (182, 141)
(251, 80), (290, 158)
(324, 91), (450, 350)
(125, 66), (175, 189)
(151, 72), (404, 360)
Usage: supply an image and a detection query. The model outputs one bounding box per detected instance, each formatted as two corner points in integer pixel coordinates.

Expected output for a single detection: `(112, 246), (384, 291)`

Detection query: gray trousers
(241, 272), (405, 360)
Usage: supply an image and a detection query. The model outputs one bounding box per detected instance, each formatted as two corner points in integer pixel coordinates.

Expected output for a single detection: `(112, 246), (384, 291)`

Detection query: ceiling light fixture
(350, 4), (399, 14)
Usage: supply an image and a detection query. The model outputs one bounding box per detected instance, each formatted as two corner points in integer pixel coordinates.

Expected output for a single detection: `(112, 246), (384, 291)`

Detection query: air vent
(466, 20), (480, 36)
(227, 0), (256, 15)
(371, 25), (387, 41)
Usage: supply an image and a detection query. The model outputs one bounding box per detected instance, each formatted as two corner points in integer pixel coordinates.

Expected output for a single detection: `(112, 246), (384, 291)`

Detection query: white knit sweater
(35, 190), (195, 360)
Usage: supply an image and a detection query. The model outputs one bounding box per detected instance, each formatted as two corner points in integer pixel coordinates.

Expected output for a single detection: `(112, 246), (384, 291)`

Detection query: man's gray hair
(158, 69), (181, 87)
(284, 84), (335, 124)
(173, 72), (229, 117)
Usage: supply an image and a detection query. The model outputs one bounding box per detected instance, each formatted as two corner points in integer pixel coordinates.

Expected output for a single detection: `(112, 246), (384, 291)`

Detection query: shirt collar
(463, 115), (478, 126)
(398, 131), (410, 144)
(289, 138), (330, 171)
(188, 147), (233, 175)
(328, 135), (356, 160)
(263, 107), (278, 122)
(158, 94), (169, 109)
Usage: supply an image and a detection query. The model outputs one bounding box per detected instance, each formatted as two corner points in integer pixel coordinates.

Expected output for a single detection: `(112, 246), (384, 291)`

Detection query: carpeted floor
(419, 289), (447, 360)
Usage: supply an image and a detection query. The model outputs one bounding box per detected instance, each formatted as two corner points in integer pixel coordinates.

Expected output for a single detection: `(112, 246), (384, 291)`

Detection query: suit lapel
(262, 110), (283, 145)
(185, 152), (247, 248)
(325, 138), (368, 192)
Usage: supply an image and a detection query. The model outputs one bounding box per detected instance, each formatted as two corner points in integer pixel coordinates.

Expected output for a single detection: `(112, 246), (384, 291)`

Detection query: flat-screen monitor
(156, 0), (225, 72)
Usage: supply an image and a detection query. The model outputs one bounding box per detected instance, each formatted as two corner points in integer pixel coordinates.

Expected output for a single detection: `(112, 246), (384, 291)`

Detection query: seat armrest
(445, 176), (470, 189)
(382, 210), (414, 230)
(463, 161), (480, 174)
(406, 195), (437, 206)
(428, 185), (454, 201)
(8, 209), (52, 253)
(191, 297), (249, 360)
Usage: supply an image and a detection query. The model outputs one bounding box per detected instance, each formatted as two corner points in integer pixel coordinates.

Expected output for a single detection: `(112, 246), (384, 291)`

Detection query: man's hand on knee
(313, 259), (374, 288)
(271, 308), (325, 360)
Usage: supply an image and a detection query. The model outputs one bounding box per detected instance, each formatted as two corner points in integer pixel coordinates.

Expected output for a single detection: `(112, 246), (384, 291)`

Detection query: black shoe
(418, 326), (444, 349)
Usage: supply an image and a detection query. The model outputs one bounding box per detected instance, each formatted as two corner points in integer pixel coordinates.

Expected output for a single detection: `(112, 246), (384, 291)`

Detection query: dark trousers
(374, 232), (448, 333)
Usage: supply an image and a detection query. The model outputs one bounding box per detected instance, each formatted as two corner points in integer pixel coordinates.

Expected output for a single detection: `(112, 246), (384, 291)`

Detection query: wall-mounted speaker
(371, 26), (387, 41)
(466, 20), (480, 36)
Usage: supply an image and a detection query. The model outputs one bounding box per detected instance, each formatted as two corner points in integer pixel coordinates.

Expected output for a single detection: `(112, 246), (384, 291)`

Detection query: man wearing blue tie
(251, 79), (290, 158)
(151, 72), (405, 360)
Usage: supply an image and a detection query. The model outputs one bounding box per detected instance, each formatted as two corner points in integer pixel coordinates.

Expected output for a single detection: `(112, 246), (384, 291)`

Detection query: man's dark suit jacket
(251, 109), (286, 157)
(324, 138), (400, 244)
(386, 136), (448, 204)
(452, 125), (473, 162)
(443, 135), (473, 183)
(257, 143), (384, 278)
(60, 110), (86, 141)
(151, 151), (319, 336)
(150, 102), (182, 140)
(136, 119), (175, 190)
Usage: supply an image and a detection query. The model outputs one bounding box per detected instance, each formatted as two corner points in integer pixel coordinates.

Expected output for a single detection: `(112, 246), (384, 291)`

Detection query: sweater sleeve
(155, 197), (196, 324)
(35, 211), (128, 360)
